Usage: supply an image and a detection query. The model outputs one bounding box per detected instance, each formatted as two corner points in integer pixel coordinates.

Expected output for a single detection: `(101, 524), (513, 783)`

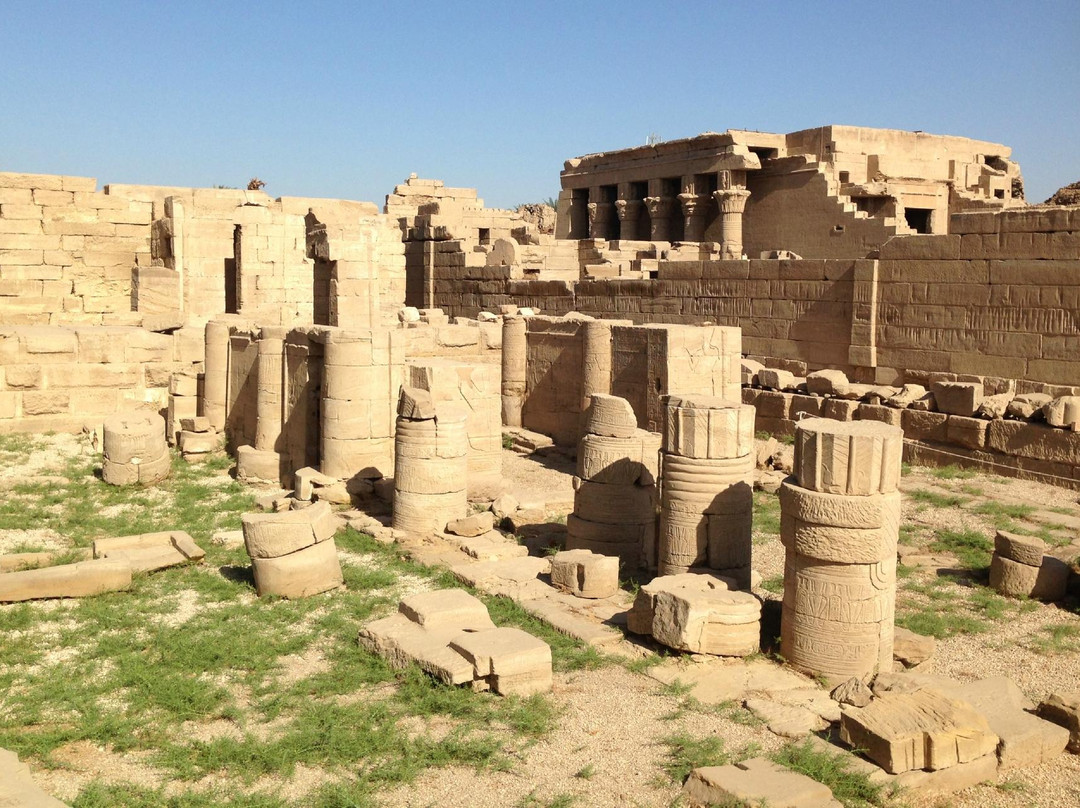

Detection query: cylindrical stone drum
(203, 319), (230, 431)
(780, 418), (903, 683)
(102, 411), (170, 486)
(392, 410), (468, 534)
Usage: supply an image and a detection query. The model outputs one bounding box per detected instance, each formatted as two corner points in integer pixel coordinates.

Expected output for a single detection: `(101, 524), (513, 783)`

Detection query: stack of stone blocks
(566, 394), (660, 569)
(242, 501), (343, 598)
(101, 411), (171, 486)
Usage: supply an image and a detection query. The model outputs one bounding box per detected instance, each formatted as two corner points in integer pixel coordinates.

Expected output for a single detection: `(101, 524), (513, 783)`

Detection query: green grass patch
(928, 464), (978, 480)
(971, 501), (1036, 520)
(907, 489), (968, 509)
(753, 492), (781, 539)
(930, 528), (993, 571)
(772, 739), (888, 807)
(759, 575), (784, 594)
(660, 731), (731, 784)
(1028, 623), (1080, 655)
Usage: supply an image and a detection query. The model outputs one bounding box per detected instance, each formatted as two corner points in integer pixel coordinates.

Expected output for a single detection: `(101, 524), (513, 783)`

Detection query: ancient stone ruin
(1, 123), (1079, 806)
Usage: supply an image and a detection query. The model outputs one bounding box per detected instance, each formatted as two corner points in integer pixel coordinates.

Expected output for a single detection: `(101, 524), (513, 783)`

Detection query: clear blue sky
(2, 1), (1077, 207)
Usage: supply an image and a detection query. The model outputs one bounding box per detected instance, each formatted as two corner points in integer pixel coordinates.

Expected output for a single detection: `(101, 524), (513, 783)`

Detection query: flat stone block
(550, 548), (619, 599)
(683, 758), (841, 808)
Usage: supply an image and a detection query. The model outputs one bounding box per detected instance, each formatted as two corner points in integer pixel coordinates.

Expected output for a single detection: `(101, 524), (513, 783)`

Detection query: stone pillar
(321, 329), (399, 481)
(204, 319), (230, 431)
(713, 188), (751, 259)
(780, 419), (903, 685)
(501, 315), (527, 427)
(587, 201), (613, 240)
(614, 199), (642, 241)
(254, 326), (286, 455)
(677, 193), (707, 242)
(566, 394), (660, 569)
(658, 396), (755, 583)
(644, 196), (674, 241)
(393, 390), (469, 534)
(581, 320), (614, 421)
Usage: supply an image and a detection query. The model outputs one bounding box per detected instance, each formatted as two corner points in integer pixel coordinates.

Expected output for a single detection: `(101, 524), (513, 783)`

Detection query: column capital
(677, 192), (708, 216)
(614, 198), (643, 221)
(644, 196), (674, 217)
(713, 188), (751, 215)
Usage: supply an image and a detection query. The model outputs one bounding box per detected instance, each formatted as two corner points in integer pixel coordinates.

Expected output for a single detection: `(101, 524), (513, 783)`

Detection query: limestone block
(577, 431), (660, 485)
(251, 538), (343, 598)
(990, 553), (1069, 601)
(839, 688), (999, 774)
(994, 530), (1047, 567)
(1038, 692), (1080, 753)
(946, 415), (989, 449)
(1007, 392), (1051, 420)
(170, 373), (198, 396)
(93, 530), (204, 573)
(572, 479), (657, 525)
(235, 445), (282, 484)
(779, 484), (901, 562)
(1044, 395), (1080, 430)
(931, 381), (984, 417)
(565, 513), (652, 569)
(628, 573), (760, 656)
(102, 451), (170, 486)
(832, 677), (872, 707)
(358, 613), (476, 685)
(744, 698), (828, 738)
(293, 466), (338, 501)
(893, 626), (936, 667)
(887, 383), (928, 409)
(549, 549), (619, 599)
(741, 358), (764, 386)
(759, 368), (796, 391)
(397, 386), (436, 420)
(398, 306), (420, 323)
(180, 416), (212, 433)
(583, 394), (638, 438)
(683, 758), (842, 808)
(490, 492), (518, 520)
(242, 501), (336, 559)
(793, 418), (902, 496)
(102, 411), (167, 464)
(805, 369), (850, 398)
(449, 627), (553, 696)
(0, 558), (132, 602)
(178, 430), (219, 454)
(446, 511), (496, 538)
(977, 392), (1013, 419)
(399, 588), (495, 631)
(662, 396), (755, 460)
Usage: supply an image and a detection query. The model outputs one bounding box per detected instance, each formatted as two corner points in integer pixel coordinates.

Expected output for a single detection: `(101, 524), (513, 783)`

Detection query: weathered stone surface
(549, 549), (619, 599)
(744, 698), (827, 737)
(886, 383), (928, 409)
(994, 529), (1047, 566)
(397, 385), (436, 420)
(1038, 691), (1080, 753)
(490, 492), (519, 520)
(741, 358), (764, 386)
(683, 758), (842, 808)
(399, 588), (495, 631)
(662, 395), (755, 460)
(446, 511), (496, 538)
(759, 368), (796, 391)
(793, 418), (903, 496)
(242, 501), (337, 559)
(294, 466), (338, 501)
(235, 445), (282, 484)
(359, 613), (476, 684)
(450, 626), (553, 696)
(1044, 395), (1080, 429)
(0, 558), (132, 602)
(1007, 392), (1051, 420)
(839, 688), (999, 774)
(932, 381), (984, 417)
(990, 553), (1069, 600)
(805, 369), (850, 398)
(92, 530), (204, 572)
(251, 539), (343, 598)
(893, 626), (936, 667)
(977, 392), (1014, 419)
(577, 431), (660, 485)
(831, 677), (872, 707)
(583, 394), (638, 438)
(0, 747), (69, 807)
(628, 573), (760, 656)
(101, 411), (170, 486)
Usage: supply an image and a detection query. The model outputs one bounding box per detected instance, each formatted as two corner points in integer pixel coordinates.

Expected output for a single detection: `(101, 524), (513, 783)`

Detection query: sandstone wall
(0, 325), (197, 433)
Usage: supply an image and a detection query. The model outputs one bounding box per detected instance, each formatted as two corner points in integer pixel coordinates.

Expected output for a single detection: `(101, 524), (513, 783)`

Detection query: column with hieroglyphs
(500, 315), (527, 427)
(203, 319), (230, 431)
(780, 418), (903, 684)
(657, 396), (756, 584)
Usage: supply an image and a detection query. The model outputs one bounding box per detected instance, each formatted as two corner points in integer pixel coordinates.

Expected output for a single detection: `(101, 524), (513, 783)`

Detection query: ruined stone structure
(780, 418), (903, 683)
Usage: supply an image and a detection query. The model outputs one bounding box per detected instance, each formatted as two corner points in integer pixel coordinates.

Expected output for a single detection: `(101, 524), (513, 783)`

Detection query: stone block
(449, 626), (553, 696)
(358, 613), (476, 685)
(242, 501), (337, 559)
(663, 395), (755, 460)
(399, 588), (495, 632)
(1044, 396), (1080, 430)
(549, 549), (619, 599)
(583, 394), (638, 438)
(893, 626), (935, 667)
(1038, 692), (1080, 753)
(1007, 392), (1051, 420)
(178, 430), (219, 454)
(946, 415), (988, 449)
(839, 688), (999, 774)
(932, 381), (984, 417)
(0, 558), (132, 602)
(250, 538), (343, 598)
(901, 409), (949, 443)
(236, 445), (282, 484)
(990, 553), (1069, 601)
(683, 758), (842, 808)
(794, 418), (902, 496)
(759, 368), (796, 390)
(0, 748), (69, 807)
(805, 369), (850, 398)
(577, 431), (660, 485)
(994, 530), (1047, 566)
(93, 530), (204, 573)
(446, 511), (496, 538)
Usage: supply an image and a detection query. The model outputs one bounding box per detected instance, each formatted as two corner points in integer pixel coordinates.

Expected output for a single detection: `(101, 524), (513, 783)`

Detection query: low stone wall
(744, 387), (1080, 490)
(0, 325), (198, 432)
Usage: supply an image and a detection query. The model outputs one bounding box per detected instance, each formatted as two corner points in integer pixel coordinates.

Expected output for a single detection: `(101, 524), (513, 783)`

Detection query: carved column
(614, 199), (642, 241)
(644, 196), (675, 241)
(713, 188), (752, 259)
(587, 202), (614, 240)
(677, 193), (708, 242)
